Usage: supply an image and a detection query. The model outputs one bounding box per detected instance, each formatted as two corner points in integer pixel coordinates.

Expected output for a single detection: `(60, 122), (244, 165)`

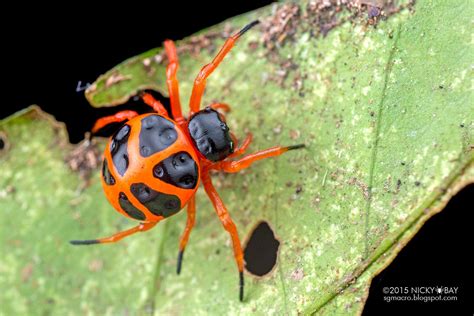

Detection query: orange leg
(91, 110), (138, 134)
(189, 21), (259, 115)
(164, 40), (185, 124)
(141, 92), (169, 117)
(209, 102), (231, 113)
(70, 221), (158, 245)
(177, 196), (196, 274)
(201, 172), (245, 301)
(212, 144), (305, 173)
(228, 133), (253, 159)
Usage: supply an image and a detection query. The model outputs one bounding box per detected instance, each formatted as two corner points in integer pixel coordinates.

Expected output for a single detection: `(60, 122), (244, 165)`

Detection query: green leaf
(1, 1), (472, 314)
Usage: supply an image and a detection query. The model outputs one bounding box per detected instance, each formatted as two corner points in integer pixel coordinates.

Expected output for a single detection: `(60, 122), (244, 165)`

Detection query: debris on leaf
(65, 137), (101, 185)
(105, 72), (132, 88)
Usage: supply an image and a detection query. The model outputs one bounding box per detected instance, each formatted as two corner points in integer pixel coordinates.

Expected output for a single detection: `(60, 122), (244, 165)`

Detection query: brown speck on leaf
(21, 263), (34, 282)
(313, 196), (321, 204)
(7, 185), (15, 194)
(293, 72), (307, 95)
(88, 259), (103, 272)
(367, 5), (381, 25)
(290, 268), (304, 281)
(143, 58), (151, 67)
(258, 0), (412, 88)
(270, 58), (299, 87)
(304, 0), (414, 38)
(347, 177), (369, 200)
(65, 138), (101, 185)
(0, 185), (16, 199)
(273, 124), (282, 135)
(105, 72), (132, 88)
(289, 129), (301, 140)
(295, 185), (303, 194)
(248, 40), (259, 52)
(262, 3), (300, 55)
(396, 179), (402, 192)
(391, 199), (399, 208)
(142, 57), (156, 76)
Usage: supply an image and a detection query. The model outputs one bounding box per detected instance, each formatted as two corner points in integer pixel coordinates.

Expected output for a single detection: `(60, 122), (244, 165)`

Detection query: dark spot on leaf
(244, 221), (280, 276)
(295, 185), (303, 194)
(460, 123), (464, 128)
(415, 181), (421, 186)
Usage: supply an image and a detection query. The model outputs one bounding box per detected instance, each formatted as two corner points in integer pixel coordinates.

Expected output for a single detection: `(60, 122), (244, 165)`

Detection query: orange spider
(71, 21), (304, 301)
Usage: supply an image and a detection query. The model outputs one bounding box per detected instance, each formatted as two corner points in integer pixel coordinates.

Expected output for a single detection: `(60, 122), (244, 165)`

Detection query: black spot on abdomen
(110, 124), (131, 176)
(102, 159), (115, 185)
(130, 183), (181, 218)
(139, 115), (178, 157)
(118, 192), (146, 220)
(153, 152), (198, 189)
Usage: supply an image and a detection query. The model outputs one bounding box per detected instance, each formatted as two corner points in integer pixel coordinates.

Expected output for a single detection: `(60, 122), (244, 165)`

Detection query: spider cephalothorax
(188, 107), (234, 161)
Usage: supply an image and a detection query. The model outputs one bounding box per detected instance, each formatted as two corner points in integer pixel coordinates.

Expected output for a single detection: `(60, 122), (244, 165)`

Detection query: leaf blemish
(0, 131), (9, 154)
(105, 71), (132, 88)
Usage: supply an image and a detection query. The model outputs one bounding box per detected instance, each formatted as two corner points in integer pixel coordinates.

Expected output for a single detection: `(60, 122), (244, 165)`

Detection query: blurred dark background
(2, 2), (471, 314)
(2, 2), (274, 143)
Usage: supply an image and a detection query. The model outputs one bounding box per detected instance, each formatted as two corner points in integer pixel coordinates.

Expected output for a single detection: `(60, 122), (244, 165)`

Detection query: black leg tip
(177, 250), (184, 275)
(239, 271), (244, 302)
(237, 20), (260, 38)
(70, 239), (99, 245)
(286, 144), (306, 151)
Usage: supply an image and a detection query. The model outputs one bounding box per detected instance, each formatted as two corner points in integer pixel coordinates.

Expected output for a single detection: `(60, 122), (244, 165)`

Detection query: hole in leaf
(0, 132), (8, 152)
(244, 221), (280, 276)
